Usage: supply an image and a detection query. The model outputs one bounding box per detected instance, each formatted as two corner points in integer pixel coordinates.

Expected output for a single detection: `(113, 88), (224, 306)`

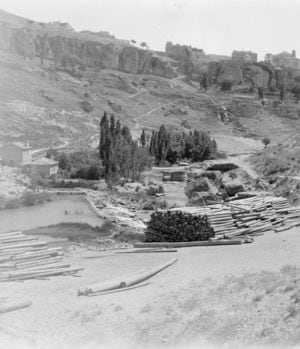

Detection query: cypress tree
(141, 129), (146, 148)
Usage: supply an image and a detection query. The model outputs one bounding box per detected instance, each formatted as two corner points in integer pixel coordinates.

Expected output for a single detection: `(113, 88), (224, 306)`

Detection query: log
(115, 249), (178, 254)
(0, 237), (38, 245)
(134, 240), (242, 248)
(0, 301), (32, 315)
(16, 257), (63, 269)
(0, 267), (83, 281)
(78, 258), (177, 296)
(0, 241), (47, 250)
(88, 282), (150, 296)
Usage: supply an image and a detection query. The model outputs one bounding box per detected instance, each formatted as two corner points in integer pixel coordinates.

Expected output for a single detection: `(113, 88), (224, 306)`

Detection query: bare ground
(0, 226), (299, 349)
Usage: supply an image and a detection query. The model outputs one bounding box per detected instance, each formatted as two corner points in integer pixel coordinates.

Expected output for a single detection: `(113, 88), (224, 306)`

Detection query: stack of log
(146, 211), (214, 242)
(147, 195), (300, 242)
(0, 231), (82, 281)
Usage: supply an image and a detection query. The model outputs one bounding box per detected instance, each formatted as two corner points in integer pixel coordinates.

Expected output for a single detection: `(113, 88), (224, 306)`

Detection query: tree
(280, 85), (286, 101)
(140, 129), (146, 148)
(156, 125), (170, 164)
(58, 153), (70, 170)
(262, 137), (271, 148)
(221, 80), (233, 91)
(140, 42), (148, 49)
(258, 87), (264, 100)
(291, 84), (300, 103)
(201, 73), (208, 92)
(99, 112), (110, 160)
(99, 115), (150, 186)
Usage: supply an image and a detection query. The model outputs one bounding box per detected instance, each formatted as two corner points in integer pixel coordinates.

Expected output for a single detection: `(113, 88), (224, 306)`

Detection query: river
(0, 196), (104, 233)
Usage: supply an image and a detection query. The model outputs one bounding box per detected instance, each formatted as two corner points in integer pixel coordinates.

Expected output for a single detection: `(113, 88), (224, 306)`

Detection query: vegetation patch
(24, 221), (115, 242)
(0, 191), (52, 210)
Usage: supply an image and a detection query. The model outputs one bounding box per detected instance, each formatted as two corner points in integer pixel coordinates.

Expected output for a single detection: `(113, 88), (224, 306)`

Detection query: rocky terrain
(1, 8), (300, 150)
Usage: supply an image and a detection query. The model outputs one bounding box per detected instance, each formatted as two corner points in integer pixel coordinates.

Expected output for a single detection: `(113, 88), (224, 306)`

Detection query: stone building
(165, 42), (205, 62)
(0, 142), (32, 166)
(270, 51), (300, 69)
(23, 157), (58, 177)
(264, 53), (274, 64)
(232, 50), (258, 63)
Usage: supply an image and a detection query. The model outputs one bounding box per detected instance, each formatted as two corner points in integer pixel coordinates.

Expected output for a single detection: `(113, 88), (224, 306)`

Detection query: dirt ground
(0, 135), (299, 349)
(0, 225), (299, 349)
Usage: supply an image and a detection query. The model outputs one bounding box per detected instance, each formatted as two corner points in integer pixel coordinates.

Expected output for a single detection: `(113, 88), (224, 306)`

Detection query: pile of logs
(147, 195), (300, 242)
(0, 231), (82, 281)
(146, 210), (214, 242)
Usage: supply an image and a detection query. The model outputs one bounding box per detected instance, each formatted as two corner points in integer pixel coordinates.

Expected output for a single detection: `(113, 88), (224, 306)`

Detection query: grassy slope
(129, 266), (300, 347)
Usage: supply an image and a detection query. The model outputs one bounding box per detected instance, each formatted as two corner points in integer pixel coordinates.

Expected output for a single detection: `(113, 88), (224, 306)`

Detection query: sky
(1, 0), (300, 60)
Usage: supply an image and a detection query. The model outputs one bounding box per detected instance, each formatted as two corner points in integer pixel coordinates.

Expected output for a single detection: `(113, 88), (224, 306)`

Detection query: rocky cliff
(0, 9), (177, 78)
(2, 8), (300, 91)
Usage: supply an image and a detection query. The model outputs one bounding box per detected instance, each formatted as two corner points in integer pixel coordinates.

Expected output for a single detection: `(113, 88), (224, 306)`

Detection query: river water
(0, 196), (104, 233)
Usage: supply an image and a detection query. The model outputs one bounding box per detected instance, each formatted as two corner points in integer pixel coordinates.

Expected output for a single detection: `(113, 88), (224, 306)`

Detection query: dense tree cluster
(99, 112), (150, 185)
(149, 125), (217, 165)
(46, 149), (101, 180)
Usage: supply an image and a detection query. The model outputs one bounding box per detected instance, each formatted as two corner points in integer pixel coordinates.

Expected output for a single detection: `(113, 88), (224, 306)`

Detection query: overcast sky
(1, 0), (300, 59)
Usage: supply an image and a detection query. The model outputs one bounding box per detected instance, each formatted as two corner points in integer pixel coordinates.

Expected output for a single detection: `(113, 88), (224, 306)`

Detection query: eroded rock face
(10, 28), (36, 59)
(218, 61), (244, 84)
(3, 24), (178, 78)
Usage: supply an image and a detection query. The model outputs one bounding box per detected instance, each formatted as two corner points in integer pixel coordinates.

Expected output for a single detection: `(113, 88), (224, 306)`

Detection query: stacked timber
(0, 231), (82, 281)
(146, 211), (214, 242)
(147, 195), (300, 242)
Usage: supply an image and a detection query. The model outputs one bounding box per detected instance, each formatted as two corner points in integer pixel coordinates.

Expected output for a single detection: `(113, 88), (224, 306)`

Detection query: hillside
(0, 8), (300, 151)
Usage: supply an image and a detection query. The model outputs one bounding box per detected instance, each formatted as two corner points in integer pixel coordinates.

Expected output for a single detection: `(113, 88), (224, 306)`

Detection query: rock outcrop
(0, 10), (177, 79)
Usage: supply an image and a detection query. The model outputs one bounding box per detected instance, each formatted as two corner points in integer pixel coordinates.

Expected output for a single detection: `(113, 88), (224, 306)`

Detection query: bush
(79, 100), (93, 113)
(21, 191), (52, 206)
(4, 198), (20, 209)
(21, 191), (36, 206)
(262, 137), (271, 148)
(158, 184), (165, 193)
(221, 80), (233, 91)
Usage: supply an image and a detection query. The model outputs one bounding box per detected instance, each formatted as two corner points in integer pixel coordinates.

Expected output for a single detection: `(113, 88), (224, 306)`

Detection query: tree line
(48, 113), (217, 185)
(149, 125), (217, 165)
(99, 113), (217, 184)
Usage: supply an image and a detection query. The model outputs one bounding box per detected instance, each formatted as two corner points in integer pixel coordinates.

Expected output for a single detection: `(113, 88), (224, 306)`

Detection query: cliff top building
(266, 50), (300, 70)
(232, 50), (258, 63)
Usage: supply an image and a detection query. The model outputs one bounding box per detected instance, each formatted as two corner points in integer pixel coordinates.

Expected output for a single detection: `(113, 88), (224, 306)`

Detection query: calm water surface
(0, 196), (104, 233)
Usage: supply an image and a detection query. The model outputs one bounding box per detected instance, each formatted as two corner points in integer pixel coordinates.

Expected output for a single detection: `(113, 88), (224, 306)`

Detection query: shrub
(21, 191), (36, 206)
(158, 184), (165, 193)
(21, 191), (52, 206)
(262, 137), (271, 148)
(4, 198), (20, 209)
(221, 80), (233, 91)
(79, 100), (93, 113)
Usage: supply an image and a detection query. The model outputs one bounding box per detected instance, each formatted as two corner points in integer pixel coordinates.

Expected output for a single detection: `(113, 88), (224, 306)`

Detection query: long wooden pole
(78, 258), (177, 296)
(134, 240), (242, 248)
(0, 301), (32, 315)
